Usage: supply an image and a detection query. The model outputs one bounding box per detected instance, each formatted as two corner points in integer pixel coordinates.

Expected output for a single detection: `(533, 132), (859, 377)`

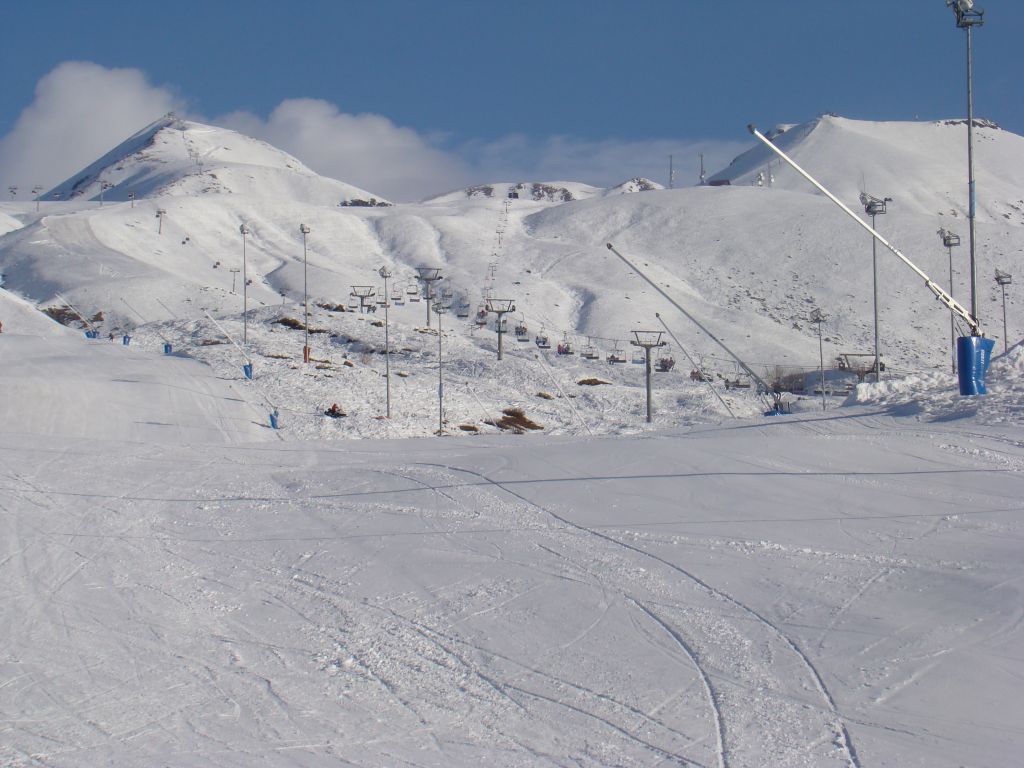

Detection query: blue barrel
(163, 343), (173, 355)
(269, 410), (279, 429)
(957, 336), (996, 395)
(122, 335), (131, 346)
(243, 363), (253, 380)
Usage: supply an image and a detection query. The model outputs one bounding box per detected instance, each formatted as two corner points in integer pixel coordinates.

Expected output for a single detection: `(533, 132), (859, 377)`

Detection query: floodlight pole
(631, 331), (666, 423)
(128, 192), (135, 209)
(485, 298), (516, 360)
(861, 193), (890, 382)
(416, 267), (442, 328)
(951, 0), (985, 324)
(240, 223), (250, 343)
(229, 267), (240, 292)
(995, 270), (1012, 353)
(434, 302), (449, 434)
(379, 266), (393, 418)
(156, 208), (166, 234)
(300, 223), (311, 362)
(32, 186), (43, 212)
(940, 228), (961, 372)
(811, 309), (827, 411)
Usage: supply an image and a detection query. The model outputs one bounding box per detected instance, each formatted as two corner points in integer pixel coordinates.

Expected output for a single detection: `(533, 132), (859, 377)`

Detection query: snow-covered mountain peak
(45, 114), (388, 207)
(708, 113), (1023, 220)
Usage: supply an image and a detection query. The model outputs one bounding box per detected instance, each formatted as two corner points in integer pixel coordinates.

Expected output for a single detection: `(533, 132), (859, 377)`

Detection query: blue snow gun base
(957, 336), (995, 396)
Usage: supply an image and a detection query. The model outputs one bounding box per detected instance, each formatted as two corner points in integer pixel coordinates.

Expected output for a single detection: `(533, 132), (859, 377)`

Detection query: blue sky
(1, 1), (1019, 200)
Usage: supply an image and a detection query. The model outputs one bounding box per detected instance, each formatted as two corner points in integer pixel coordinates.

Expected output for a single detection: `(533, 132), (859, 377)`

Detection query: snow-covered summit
(45, 113), (388, 207)
(708, 113), (1024, 219)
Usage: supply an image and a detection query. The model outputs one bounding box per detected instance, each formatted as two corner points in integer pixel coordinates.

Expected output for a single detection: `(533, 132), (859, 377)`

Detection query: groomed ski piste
(1, 113), (1022, 766)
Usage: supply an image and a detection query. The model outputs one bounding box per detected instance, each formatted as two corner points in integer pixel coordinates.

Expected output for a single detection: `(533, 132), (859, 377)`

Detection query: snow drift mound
(45, 113), (388, 208)
(845, 340), (1024, 425)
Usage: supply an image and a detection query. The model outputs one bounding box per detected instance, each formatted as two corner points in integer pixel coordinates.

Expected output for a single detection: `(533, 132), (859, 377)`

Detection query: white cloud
(216, 99), (473, 202)
(0, 62), (749, 202)
(0, 62), (182, 193)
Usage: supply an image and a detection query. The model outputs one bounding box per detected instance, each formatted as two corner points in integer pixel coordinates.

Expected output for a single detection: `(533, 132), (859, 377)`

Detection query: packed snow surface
(1, 113), (1023, 766)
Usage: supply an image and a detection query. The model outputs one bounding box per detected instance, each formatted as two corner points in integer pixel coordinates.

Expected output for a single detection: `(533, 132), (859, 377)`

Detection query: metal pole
(497, 318), (504, 360)
(871, 212), (881, 382)
(426, 285), (432, 328)
(437, 309), (444, 434)
(966, 24), (979, 325)
(949, 244), (957, 373)
(818, 322), (826, 412)
(1001, 281), (1009, 353)
(241, 226), (248, 344)
(381, 270), (392, 418)
(301, 226), (310, 360)
(644, 347), (653, 423)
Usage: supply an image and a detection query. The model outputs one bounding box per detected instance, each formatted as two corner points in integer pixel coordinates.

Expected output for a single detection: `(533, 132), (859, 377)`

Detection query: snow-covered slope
(0, 114), (1021, 441)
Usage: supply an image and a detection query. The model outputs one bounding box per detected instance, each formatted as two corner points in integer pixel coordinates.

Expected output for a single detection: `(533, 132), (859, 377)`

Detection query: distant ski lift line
(746, 124), (982, 337)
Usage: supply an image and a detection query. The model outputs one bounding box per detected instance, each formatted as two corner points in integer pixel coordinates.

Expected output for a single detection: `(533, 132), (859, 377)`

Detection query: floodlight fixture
(485, 298), (516, 360)
(948, 0), (984, 27)
(630, 330), (666, 423)
(415, 266), (443, 327)
(299, 224), (311, 361)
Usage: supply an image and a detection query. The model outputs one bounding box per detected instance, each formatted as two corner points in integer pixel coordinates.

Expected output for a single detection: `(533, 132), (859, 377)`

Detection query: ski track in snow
(419, 461), (862, 768)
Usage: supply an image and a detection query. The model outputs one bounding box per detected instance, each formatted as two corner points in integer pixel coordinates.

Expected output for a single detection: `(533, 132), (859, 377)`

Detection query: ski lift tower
(485, 298), (516, 360)
(631, 330), (666, 423)
(860, 192), (892, 382)
(939, 228), (962, 372)
(350, 285), (376, 314)
(416, 266), (442, 328)
(995, 269), (1012, 353)
(948, 0), (985, 327)
(810, 308), (827, 411)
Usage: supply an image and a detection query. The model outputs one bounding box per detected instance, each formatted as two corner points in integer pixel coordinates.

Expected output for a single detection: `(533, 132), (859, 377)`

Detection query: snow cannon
(957, 336), (995, 395)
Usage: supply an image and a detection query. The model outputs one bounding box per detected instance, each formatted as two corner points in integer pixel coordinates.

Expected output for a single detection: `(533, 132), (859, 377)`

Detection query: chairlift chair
(631, 349), (645, 365)
(475, 304), (488, 326)
(582, 338), (599, 360)
(557, 335), (574, 356)
(535, 330), (551, 349)
(347, 294), (360, 310)
(456, 299), (470, 318)
(391, 286), (405, 305)
(515, 321), (530, 341)
(606, 341), (626, 364)
(406, 284), (421, 302)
